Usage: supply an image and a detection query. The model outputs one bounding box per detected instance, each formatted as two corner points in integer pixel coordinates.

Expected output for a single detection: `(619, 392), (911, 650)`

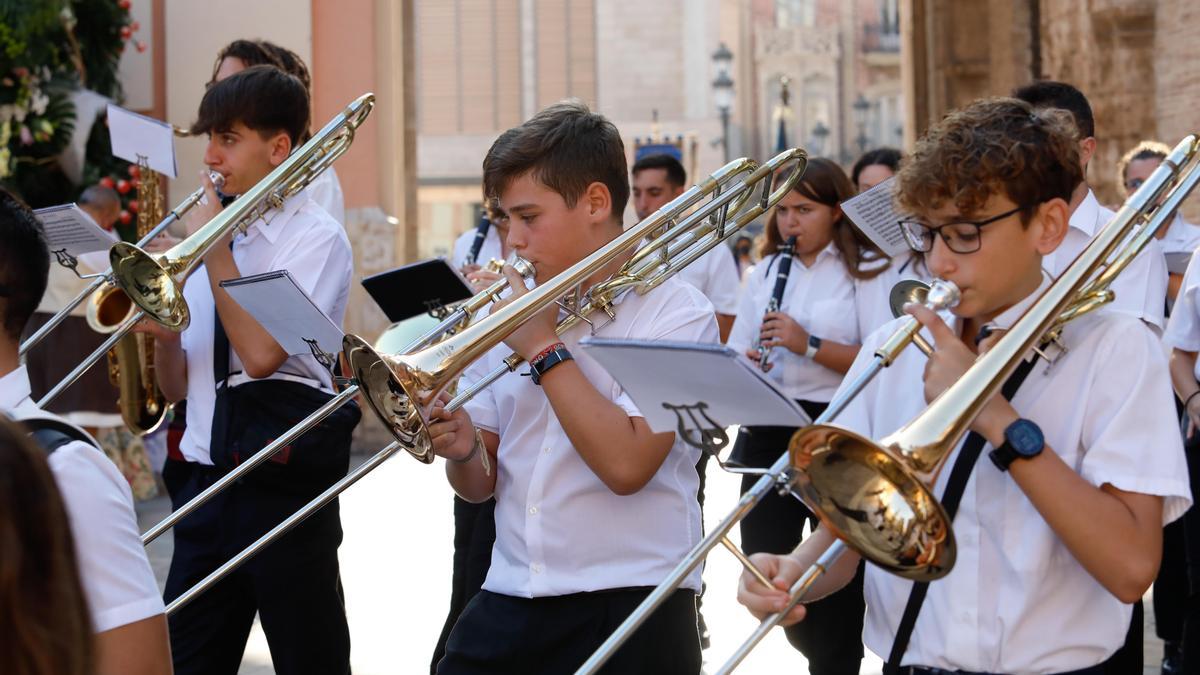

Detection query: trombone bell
(787, 425), (954, 580)
(342, 334), (439, 463)
(110, 242), (190, 331)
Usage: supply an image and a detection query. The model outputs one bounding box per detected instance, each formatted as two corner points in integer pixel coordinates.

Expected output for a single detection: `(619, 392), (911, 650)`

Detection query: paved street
(138, 446), (1165, 674)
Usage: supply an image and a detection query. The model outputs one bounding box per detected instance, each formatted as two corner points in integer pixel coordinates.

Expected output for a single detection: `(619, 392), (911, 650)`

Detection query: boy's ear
(1078, 136), (1097, 172)
(268, 132), (293, 167)
(583, 181), (613, 225)
(1033, 198), (1070, 256)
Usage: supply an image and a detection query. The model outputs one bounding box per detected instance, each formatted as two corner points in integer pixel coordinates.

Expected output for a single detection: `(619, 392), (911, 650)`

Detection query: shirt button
(529, 506), (538, 515)
(543, 447), (551, 454)
(531, 563), (543, 574)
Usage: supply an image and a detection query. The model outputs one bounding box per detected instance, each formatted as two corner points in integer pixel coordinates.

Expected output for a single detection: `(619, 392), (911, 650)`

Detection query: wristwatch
(804, 335), (822, 359)
(988, 418), (1044, 471)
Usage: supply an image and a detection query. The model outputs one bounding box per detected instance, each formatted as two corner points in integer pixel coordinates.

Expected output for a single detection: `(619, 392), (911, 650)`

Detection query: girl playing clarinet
(726, 157), (880, 675)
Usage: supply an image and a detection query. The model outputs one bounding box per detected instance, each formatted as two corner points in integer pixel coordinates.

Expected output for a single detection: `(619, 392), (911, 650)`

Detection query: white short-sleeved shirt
(727, 244), (859, 402)
(1043, 189), (1167, 330)
(450, 223), (504, 270)
(853, 255), (930, 341)
(1160, 213), (1200, 256)
(830, 275), (1191, 673)
(462, 276), (718, 598)
(1, 365), (165, 633)
(305, 166), (345, 227)
(1164, 248), (1200, 378)
(675, 244), (741, 316)
(178, 193), (353, 465)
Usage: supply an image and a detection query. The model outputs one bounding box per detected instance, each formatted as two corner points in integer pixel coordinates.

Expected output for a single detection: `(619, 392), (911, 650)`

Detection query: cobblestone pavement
(138, 450), (1165, 674)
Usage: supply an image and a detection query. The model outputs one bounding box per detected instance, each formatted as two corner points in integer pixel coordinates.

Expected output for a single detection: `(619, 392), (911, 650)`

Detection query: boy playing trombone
(737, 98), (1191, 674)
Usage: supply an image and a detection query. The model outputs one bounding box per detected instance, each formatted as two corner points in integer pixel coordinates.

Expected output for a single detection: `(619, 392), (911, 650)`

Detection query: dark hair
(0, 417), (94, 675)
(896, 97), (1081, 223)
(483, 100), (629, 222)
(850, 147), (902, 188)
(0, 189), (50, 341)
(760, 158), (886, 279)
(191, 65), (310, 147)
(210, 39), (313, 141)
(632, 153), (687, 187)
(1011, 80), (1095, 140)
(1117, 140), (1171, 195)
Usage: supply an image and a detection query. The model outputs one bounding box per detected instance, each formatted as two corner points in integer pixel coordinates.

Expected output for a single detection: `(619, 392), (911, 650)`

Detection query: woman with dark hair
(850, 146), (902, 193)
(0, 416), (94, 675)
(726, 157), (874, 674)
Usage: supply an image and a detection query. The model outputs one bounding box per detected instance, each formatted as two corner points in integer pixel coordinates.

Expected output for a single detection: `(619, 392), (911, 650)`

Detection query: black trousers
(735, 413), (866, 675)
(437, 587), (701, 675)
(162, 457), (351, 675)
(430, 497), (498, 673)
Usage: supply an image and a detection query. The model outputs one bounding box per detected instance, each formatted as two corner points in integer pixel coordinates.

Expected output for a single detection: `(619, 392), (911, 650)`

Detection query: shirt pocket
(807, 298), (857, 344)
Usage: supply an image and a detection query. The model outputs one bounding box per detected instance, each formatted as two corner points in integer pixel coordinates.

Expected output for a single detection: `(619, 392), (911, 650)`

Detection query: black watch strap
(529, 346), (573, 385)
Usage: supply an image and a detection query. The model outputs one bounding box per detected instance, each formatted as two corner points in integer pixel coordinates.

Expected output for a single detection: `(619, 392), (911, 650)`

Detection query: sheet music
(107, 104), (178, 178)
(840, 176), (910, 258)
(33, 204), (118, 257)
(221, 270), (344, 359)
(579, 337), (811, 433)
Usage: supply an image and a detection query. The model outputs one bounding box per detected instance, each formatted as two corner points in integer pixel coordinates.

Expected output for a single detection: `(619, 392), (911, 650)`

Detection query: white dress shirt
(305, 166), (345, 226)
(727, 244), (860, 402)
(830, 274), (1191, 673)
(462, 276), (718, 598)
(178, 192), (353, 465)
(675, 244), (741, 315)
(853, 255), (930, 342)
(1160, 213), (1200, 256)
(1043, 189), (1167, 330)
(1164, 248), (1200, 378)
(1, 365), (165, 632)
(450, 223), (504, 269)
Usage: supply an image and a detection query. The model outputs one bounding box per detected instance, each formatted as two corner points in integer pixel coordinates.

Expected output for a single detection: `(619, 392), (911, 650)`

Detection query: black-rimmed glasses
(898, 205), (1027, 254)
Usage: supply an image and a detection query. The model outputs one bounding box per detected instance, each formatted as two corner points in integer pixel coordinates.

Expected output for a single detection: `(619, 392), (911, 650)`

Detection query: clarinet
(464, 212), (491, 268)
(756, 236), (797, 371)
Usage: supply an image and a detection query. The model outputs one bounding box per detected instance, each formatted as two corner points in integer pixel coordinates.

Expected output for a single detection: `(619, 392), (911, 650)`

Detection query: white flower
(29, 90), (48, 116)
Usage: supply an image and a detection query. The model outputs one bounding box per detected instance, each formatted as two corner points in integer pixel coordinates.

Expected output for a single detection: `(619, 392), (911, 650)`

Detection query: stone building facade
(903, 0), (1199, 216)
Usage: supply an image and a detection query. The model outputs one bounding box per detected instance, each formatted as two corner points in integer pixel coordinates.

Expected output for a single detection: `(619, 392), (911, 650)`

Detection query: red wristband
(530, 341), (565, 365)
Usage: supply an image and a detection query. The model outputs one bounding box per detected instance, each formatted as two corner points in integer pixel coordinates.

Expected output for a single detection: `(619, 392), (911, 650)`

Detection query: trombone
(35, 93), (375, 409)
(163, 149), (809, 614)
(715, 133), (1200, 673)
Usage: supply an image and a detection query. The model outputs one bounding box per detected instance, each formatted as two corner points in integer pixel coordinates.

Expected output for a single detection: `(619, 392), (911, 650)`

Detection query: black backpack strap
(883, 354), (1041, 673)
(20, 417), (97, 456)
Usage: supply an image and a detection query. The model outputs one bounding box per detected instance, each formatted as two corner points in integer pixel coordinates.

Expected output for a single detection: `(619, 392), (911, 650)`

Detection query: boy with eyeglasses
(736, 97), (1190, 675)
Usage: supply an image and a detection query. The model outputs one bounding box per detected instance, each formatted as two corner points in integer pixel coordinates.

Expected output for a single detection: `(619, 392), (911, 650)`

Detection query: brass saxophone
(85, 161), (170, 435)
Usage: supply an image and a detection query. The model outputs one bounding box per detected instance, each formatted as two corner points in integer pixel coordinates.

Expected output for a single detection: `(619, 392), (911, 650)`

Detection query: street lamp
(711, 43), (734, 162)
(852, 93), (871, 154)
(810, 121), (830, 156)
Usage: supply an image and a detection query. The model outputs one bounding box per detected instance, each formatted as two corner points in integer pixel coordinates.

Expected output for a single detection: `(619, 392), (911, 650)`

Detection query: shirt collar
(0, 365), (33, 410)
(1068, 188), (1102, 237)
(238, 191), (308, 246)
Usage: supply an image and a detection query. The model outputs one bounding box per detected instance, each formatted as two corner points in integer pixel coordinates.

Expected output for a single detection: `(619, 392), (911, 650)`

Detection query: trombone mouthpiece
(508, 255), (536, 279)
(925, 279), (960, 310)
(208, 171), (226, 190)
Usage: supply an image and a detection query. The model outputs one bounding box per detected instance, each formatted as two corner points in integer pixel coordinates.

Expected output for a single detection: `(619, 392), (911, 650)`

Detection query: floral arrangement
(0, 0), (146, 213)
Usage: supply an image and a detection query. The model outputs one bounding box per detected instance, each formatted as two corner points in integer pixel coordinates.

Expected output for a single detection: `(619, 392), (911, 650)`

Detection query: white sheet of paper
(221, 270), (344, 358)
(33, 204), (118, 258)
(107, 104), (178, 178)
(840, 176), (909, 258)
(579, 338), (811, 433)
